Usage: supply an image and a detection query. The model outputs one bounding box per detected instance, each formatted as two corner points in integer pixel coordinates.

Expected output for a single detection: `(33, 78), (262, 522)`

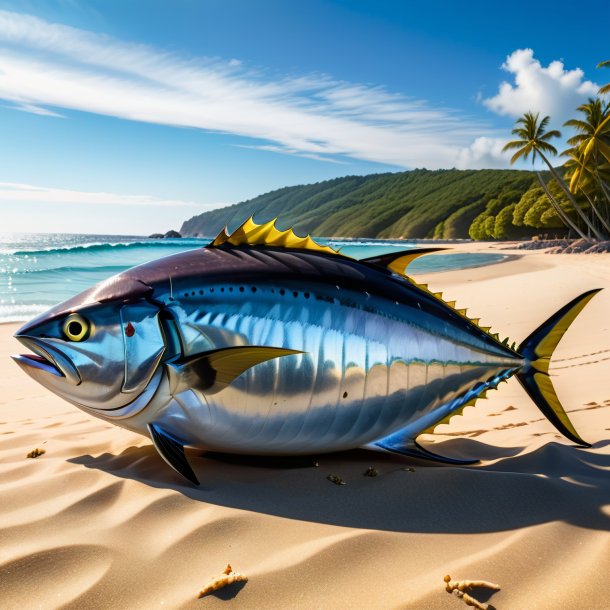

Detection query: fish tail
(516, 289), (602, 447)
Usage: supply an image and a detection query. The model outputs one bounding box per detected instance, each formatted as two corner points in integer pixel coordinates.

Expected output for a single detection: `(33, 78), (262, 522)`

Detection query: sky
(0, 0), (608, 235)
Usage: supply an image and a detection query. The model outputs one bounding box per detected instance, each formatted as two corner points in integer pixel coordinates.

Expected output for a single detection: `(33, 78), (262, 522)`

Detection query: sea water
(0, 233), (507, 323)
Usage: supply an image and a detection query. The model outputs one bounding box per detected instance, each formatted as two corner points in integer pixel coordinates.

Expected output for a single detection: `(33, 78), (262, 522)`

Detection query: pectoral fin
(148, 422), (199, 485)
(166, 345), (303, 395)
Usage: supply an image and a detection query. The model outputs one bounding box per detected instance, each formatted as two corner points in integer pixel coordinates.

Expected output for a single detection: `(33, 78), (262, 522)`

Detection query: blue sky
(0, 0), (608, 234)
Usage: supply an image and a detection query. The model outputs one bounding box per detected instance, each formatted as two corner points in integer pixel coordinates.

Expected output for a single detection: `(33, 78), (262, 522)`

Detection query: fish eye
(63, 313), (90, 342)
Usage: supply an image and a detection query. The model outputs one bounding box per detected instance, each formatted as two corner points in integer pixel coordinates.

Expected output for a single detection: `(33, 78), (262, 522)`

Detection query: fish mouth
(12, 336), (81, 385)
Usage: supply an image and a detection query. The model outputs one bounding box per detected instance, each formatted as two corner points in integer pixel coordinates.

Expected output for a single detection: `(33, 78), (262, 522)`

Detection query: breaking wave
(5, 239), (209, 257)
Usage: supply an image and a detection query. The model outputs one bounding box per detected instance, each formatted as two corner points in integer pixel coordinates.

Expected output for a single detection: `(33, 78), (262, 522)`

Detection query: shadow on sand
(69, 438), (610, 535)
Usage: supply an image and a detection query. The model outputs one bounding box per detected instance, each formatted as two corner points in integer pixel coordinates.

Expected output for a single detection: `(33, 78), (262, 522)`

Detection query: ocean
(0, 233), (507, 323)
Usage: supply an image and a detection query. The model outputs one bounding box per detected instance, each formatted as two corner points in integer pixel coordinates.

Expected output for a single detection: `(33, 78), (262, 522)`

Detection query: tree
(469, 212), (493, 240)
(563, 98), (610, 235)
(513, 187), (545, 226)
(494, 204), (519, 238)
(502, 112), (598, 239)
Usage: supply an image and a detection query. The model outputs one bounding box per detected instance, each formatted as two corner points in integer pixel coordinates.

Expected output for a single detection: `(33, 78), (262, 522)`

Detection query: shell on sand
(198, 564), (247, 598)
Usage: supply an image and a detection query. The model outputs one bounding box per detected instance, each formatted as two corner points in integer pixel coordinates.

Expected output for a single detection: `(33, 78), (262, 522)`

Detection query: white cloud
(10, 102), (65, 117)
(484, 49), (599, 124)
(0, 10), (501, 169)
(455, 137), (509, 169)
(0, 182), (225, 208)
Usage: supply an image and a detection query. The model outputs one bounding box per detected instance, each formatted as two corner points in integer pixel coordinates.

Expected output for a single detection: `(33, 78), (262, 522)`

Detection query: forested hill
(181, 168), (549, 240)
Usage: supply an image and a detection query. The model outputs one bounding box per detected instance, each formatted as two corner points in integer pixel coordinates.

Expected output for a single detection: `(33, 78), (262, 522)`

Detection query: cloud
(0, 10), (501, 169)
(484, 49), (599, 124)
(455, 137), (509, 169)
(10, 102), (65, 117)
(0, 182), (225, 208)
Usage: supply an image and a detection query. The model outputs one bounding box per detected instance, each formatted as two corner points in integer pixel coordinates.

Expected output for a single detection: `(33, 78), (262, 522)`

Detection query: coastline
(1, 242), (609, 609)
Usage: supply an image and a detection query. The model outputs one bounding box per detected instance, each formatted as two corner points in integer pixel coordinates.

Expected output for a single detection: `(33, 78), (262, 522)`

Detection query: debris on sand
(326, 474), (346, 485)
(198, 564), (248, 598)
(26, 448), (46, 459)
(444, 574), (500, 609)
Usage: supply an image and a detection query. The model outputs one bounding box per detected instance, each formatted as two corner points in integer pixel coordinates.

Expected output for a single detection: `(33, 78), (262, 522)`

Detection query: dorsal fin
(209, 216), (341, 257)
(361, 247), (445, 276)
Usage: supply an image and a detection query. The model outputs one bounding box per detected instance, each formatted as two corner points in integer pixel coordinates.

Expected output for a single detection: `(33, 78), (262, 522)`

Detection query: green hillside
(181, 168), (569, 239)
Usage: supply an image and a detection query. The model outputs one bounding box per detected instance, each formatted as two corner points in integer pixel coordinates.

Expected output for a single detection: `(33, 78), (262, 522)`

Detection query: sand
(1, 243), (609, 610)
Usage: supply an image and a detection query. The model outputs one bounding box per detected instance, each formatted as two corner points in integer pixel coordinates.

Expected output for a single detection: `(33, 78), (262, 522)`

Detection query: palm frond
(536, 141), (558, 156)
(509, 147), (531, 165)
(540, 129), (561, 141)
(566, 134), (587, 146)
(564, 119), (591, 132)
(598, 139), (610, 165)
(502, 140), (528, 152)
(538, 114), (550, 131)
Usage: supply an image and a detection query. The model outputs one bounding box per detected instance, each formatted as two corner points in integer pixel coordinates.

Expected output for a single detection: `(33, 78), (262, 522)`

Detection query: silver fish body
(12, 232), (597, 484)
(138, 273), (519, 455)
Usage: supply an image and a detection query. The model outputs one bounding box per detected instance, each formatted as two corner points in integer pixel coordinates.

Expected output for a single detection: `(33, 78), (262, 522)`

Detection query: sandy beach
(1, 243), (609, 610)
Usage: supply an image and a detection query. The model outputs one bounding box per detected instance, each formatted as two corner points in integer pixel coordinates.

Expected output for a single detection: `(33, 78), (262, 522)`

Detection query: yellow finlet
(410, 279), (505, 347)
(210, 217), (341, 257)
(421, 398), (478, 433)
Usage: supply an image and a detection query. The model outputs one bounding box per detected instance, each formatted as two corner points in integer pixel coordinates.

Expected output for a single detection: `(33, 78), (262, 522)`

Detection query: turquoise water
(0, 233), (507, 323)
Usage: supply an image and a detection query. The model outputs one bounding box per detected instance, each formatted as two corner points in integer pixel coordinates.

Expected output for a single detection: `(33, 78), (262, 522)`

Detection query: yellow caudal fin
(516, 289), (602, 447)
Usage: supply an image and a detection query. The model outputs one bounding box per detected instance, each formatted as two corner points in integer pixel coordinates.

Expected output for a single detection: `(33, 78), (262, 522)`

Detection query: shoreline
(1, 242), (609, 609)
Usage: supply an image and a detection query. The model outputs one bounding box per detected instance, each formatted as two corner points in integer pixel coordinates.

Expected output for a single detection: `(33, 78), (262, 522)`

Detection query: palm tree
(563, 150), (610, 234)
(502, 112), (590, 239)
(563, 98), (610, 236)
(598, 60), (610, 95)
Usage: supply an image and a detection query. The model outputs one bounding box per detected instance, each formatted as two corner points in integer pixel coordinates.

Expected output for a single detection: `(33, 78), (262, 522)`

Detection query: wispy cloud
(10, 102), (65, 117)
(0, 10), (502, 169)
(0, 182), (225, 208)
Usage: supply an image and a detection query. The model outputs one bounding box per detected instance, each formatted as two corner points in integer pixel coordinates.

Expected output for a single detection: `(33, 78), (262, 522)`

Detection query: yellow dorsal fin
(361, 247), (447, 277)
(210, 217), (341, 257)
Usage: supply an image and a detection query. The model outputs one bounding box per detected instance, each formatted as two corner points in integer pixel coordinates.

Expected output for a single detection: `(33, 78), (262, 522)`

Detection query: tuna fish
(12, 219), (600, 484)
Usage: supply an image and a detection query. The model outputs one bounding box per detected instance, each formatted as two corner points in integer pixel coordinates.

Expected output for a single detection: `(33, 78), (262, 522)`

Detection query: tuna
(12, 218), (600, 484)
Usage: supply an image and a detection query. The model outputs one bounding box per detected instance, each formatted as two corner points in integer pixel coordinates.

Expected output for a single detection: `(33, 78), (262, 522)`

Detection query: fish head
(12, 275), (166, 416)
